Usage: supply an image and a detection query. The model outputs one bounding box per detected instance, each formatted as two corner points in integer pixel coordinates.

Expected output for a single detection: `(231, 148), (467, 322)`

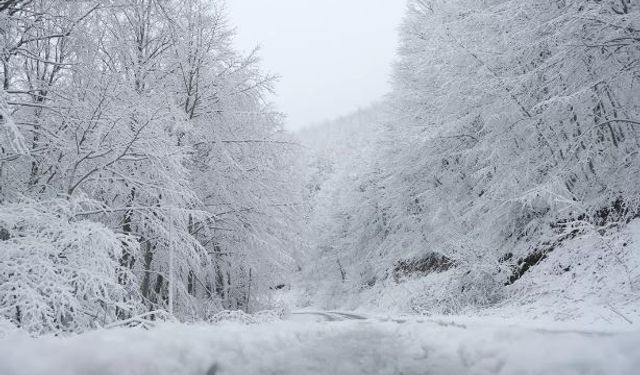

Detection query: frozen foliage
(0, 0), (302, 334)
(207, 308), (287, 325)
(298, 107), (387, 306)
(303, 0), (640, 316)
(0, 93), (28, 159)
(0, 199), (140, 334)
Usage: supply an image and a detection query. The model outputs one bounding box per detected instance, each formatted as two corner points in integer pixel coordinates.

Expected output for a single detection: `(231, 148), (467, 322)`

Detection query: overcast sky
(226, 0), (406, 130)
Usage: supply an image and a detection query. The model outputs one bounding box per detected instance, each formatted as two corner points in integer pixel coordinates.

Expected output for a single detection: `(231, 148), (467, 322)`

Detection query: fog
(226, 0), (406, 130)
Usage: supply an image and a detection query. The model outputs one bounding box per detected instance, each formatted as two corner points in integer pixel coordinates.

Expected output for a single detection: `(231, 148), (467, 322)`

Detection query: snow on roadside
(0, 317), (639, 375)
(332, 220), (640, 329)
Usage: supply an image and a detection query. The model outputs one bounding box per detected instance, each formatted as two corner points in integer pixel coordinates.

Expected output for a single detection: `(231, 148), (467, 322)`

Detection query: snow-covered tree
(304, 0), (640, 313)
(0, 0), (302, 334)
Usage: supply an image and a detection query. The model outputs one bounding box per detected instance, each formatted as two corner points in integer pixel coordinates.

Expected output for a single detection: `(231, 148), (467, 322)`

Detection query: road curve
(290, 311), (368, 321)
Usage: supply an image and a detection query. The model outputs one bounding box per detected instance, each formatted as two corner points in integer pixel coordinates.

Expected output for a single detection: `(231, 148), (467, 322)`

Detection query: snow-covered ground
(300, 220), (640, 328)
(3, 221), (637, 375)
(1, 312), (638, 375)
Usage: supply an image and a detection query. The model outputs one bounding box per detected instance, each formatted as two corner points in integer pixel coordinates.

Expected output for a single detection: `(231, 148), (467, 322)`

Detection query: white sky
(226, 0), (406, 130)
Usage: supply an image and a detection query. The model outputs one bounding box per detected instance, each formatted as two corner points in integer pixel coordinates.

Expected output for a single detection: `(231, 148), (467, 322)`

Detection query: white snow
(1, 314), (638, 375)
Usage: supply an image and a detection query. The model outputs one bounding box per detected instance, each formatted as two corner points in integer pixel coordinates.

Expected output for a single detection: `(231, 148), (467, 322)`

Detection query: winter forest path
(290, 311), (369, 321)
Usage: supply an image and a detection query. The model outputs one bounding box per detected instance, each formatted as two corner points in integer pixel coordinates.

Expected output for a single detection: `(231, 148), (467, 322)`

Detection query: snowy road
(290, 311), (369, 321)
(1, 313), (639, 375)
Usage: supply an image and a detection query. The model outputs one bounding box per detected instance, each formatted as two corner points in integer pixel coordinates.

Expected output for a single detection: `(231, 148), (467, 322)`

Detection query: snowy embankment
(1, 314), (639, 375)
(310, 220), (640, 328)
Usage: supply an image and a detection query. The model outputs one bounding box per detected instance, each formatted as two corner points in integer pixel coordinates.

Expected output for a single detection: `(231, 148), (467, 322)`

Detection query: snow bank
(0, 317), (638, 375)
(332, 220), (640, 328)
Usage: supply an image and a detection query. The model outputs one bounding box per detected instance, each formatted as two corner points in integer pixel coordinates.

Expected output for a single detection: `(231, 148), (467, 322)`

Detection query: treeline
(0, 0), (302, 335)
(305, 0), (640, 312)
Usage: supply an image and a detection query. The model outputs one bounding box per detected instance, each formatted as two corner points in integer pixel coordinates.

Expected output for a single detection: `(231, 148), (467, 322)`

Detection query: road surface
(0, 311), (638, 375)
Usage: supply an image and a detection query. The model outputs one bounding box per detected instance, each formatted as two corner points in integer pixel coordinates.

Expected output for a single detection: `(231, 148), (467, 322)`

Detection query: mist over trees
(302, 0), (640, 313)
(0, 0), (302, 334)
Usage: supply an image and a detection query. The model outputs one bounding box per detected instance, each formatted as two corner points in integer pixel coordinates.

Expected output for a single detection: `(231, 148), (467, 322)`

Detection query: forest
(0, 0), (303, 335)
(302, 0), (640, 320)
(0, 1), (639, 374)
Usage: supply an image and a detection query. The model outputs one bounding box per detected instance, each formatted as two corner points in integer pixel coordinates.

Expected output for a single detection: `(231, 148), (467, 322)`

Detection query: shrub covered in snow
(208, 308), (288, 325)
(0, 199), (141, 335)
